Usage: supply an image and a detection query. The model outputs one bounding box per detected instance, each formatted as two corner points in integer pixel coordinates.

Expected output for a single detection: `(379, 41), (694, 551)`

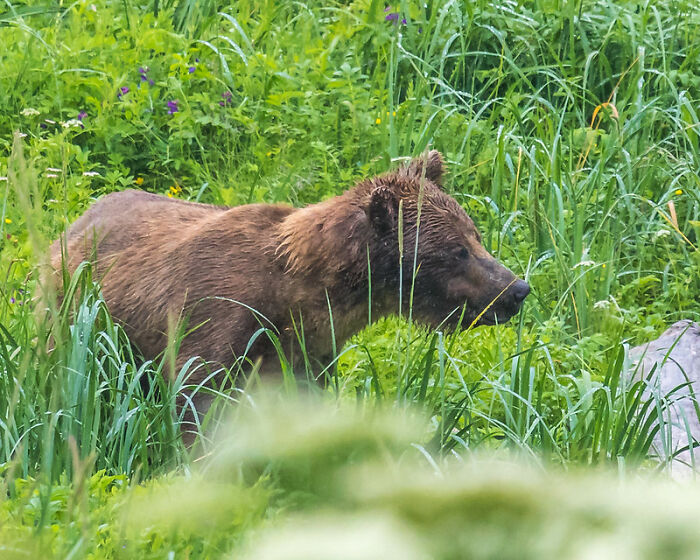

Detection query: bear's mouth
(443, 302), (522, 329)
(474, 303), (524, 326)
(416, 297), (525, 331)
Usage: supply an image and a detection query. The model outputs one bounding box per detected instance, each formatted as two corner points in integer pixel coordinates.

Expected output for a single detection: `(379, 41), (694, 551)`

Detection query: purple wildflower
(10, 297), (14, 304)
(219, 91), (232, 107)
(40, 123), (47, 129)
(188, 66), (196, 74)
(117, 86), (129, 99)
(167, 100), (179, 114)
(75, 111), (87, 129)
(219, 94), (232, 106)
(138, 66), (155, 86)
(384, 6), (406, 25)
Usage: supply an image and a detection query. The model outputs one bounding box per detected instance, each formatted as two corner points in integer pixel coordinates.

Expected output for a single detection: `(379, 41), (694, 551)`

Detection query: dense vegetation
(0, 0), (698, 556)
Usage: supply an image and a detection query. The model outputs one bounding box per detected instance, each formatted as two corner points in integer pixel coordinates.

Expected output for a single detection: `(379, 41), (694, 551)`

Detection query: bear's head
(364, 150), (530, 328)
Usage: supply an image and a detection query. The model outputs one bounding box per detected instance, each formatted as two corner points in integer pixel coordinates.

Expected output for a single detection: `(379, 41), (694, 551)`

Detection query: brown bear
(50, 151), (529, 424)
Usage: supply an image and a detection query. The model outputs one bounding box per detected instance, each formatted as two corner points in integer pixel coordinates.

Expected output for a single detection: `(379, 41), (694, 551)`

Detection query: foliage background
(0, 0), (699, 557)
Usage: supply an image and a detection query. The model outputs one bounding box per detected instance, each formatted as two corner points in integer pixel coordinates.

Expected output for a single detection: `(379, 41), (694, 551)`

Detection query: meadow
(0, 0), (699, 557)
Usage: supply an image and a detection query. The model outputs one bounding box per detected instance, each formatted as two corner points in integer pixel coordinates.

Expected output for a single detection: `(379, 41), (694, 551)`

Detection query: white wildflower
(44, 119), (56, 124)
(82, 171), (100, 177)
(21, 108), (40, 117)
(0, 177), (7, 182)
(654, 229), (671, 239)
(573, 260), (595, 269)
(45, 173), (59, 178)
(61, 119), (83, 129)
(46, 167), (62, 173)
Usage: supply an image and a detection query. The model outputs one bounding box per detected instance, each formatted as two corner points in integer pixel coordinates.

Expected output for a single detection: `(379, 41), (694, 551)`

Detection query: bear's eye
(456, 247), (469, 260)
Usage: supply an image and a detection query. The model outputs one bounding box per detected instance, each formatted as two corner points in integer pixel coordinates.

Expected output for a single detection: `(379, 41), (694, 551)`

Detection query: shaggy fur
(50, 151), (529, 406)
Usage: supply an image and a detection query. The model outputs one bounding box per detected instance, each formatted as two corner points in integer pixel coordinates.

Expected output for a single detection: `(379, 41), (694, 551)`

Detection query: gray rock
(629, 320), (700, 479)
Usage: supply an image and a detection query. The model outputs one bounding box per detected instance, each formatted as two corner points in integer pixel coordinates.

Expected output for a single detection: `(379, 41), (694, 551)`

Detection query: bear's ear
(407, 150), (445, 187)
(367, 185), (398, 234)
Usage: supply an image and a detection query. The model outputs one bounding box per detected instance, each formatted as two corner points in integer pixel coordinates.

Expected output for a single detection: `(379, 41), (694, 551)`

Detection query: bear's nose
(511, 280), (530, 305)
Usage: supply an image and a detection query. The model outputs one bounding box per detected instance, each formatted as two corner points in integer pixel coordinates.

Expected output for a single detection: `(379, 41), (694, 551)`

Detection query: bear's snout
(509, 279), (530, 306)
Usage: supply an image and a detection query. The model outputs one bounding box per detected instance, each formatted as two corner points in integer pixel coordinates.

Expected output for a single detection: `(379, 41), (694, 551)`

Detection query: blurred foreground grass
(3, 396), (700, 560)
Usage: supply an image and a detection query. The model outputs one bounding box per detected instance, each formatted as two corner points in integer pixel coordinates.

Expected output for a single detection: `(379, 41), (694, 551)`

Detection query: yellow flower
(675, 189), (683, 196)
(602, 264), (606, 268)
(375, 117), (381, 124)
(135, 177), (144, 186)
(169, 184), (182, 196)
(4, 218), (11, 224)
(167, 192), (173, 198)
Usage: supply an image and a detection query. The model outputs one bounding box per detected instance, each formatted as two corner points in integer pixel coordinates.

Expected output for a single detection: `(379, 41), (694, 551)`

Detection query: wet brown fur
(50, 151), (528, 413)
